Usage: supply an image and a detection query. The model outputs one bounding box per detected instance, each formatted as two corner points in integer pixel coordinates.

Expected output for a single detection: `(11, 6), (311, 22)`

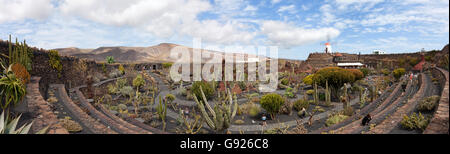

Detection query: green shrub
(306, 90), (315, 95)
(132, 74), (145, 89)
(313, 106), (325, 113)
(234, 119), (245, 125)
(249, 105), (261, 117)
(48, 50), (62, 77)
(417, 95), (440, 112)
(106, 56), (115, 64)
(284, 87), (295, 98)
(107, 84), (118, 94)
(109, 69), (122, 78)
(119, 86), (134, 97)
(293, 99), (309, 111)
(325, 114), (348, 127)
(0, 67), (26, 109)
(401, 112), (429, 130)
(116, 78), (128, 89)
(348, 69), (364, 81)
(118, 64), (125, 75)
(319, 93), (325, 101)
(260, 93), (285, 118)
(280, 78), (289, 85)
(191, 81), (215, 100)
(393, 68), (406, 80)
(303, 74), (314, 85)
(359, 68), (370, 77)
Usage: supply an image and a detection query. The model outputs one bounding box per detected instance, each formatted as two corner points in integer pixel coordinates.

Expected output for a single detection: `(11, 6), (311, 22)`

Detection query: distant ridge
(54, 43), (260, 63)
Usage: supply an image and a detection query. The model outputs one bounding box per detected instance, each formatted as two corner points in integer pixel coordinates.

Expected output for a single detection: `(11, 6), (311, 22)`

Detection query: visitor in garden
(300, 108), (307, 117)
(261, 113), (267, 126)
(361, 114), (372, 126)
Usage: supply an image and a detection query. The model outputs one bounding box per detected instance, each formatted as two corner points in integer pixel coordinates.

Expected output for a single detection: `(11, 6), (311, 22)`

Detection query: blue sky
(0, 0), (448, 60)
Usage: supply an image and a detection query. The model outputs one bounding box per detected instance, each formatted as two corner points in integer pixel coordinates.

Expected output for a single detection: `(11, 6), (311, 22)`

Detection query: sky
(0, 0), (448, 60)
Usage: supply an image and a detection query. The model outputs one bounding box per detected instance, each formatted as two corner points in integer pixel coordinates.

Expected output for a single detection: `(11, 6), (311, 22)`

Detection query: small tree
(393, 68), (406, 80)
(312, 67), (356, 101)
(260, 93), (285, 119)
(359, 68), (370, 77)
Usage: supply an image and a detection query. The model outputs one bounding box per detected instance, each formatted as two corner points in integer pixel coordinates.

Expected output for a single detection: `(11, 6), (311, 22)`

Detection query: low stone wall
(424, 67), (449, 134)
(53, 84), (117, 134)
(26, 77), (68, 134)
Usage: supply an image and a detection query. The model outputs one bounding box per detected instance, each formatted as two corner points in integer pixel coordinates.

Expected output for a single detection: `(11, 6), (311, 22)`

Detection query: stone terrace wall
(27, 77), (68, 134)
(424, 67), (449, 134)
(0, 40), (162, 99)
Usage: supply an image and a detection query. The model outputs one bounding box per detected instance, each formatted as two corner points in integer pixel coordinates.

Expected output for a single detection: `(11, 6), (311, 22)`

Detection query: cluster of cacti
(176, 109), (203, 134)
(325, 80), (331, 106)
(313, 82), (319, 105)
(7, 35), (32, 71)
(156, 96), (168, 131)
(194, 87), (237, 133)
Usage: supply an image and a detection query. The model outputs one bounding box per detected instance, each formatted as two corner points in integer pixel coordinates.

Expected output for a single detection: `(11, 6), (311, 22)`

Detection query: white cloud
(319, 4), (336, 24)
(260, 20), (340, 48)
(0, 0), (54, 23)
(58, 0), (256, 44)
(271, 0), (282, 4)
(277, 5), (296, 14)
(181, 20), (256, 45)
(244, 5), (258, 11)
(60, 0), (211, 37)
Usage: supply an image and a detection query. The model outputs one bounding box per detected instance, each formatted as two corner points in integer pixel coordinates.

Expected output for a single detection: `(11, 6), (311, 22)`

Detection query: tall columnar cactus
(8, 35), (12, 64)
(194, 87), (237, 133)
(325, 80), (331, 106)
(313, 82), (319, 105)
(8, 35), (31, 71)
(156, 96), (168, 131)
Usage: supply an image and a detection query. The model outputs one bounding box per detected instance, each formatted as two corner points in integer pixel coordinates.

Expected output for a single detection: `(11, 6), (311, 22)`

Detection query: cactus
(7, 35), (32, 71)
(313, 82), (319, 105)
(325, 80), (331, 106)
(194, 87), (237, 133)
(359, 87), (366, 108)
(176, 110), (203, 134)
(156, 96), (168, 131)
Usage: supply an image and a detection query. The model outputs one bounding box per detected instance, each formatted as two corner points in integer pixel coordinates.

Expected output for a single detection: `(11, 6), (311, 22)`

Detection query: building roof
(337, 62), (364, 66)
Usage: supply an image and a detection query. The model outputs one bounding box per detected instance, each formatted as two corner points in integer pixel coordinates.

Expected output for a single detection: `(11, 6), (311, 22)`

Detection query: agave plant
(0, 111), (49, 134)
(0, 65), (26, 110)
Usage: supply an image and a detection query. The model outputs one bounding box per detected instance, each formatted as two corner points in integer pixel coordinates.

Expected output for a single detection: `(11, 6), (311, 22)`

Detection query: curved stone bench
(97, 104), (155, 134)
(369, 73), (429, 134)
(424, 67), (449, 134)
(74, 88), (146, 134)
(52, 84), (116, 134)
(312, 79), (403, 134)
(27, 77), (69, 134)
(70, 74), (162, 134)
(334, 77), (414, 134)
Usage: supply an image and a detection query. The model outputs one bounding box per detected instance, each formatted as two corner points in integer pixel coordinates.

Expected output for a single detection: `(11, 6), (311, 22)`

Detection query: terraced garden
(1, 38), (448, 134)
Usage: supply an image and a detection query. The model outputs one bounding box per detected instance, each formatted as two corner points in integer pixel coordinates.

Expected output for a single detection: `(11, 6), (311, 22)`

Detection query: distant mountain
(54, 43), (259, 63)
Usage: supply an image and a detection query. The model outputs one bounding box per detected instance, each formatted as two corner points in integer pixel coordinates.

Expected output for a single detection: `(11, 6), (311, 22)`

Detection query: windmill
(321, 34), (337, 54)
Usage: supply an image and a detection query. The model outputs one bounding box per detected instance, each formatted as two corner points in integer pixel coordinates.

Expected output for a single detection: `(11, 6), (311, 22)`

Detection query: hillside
(54, 43), (259, 63)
